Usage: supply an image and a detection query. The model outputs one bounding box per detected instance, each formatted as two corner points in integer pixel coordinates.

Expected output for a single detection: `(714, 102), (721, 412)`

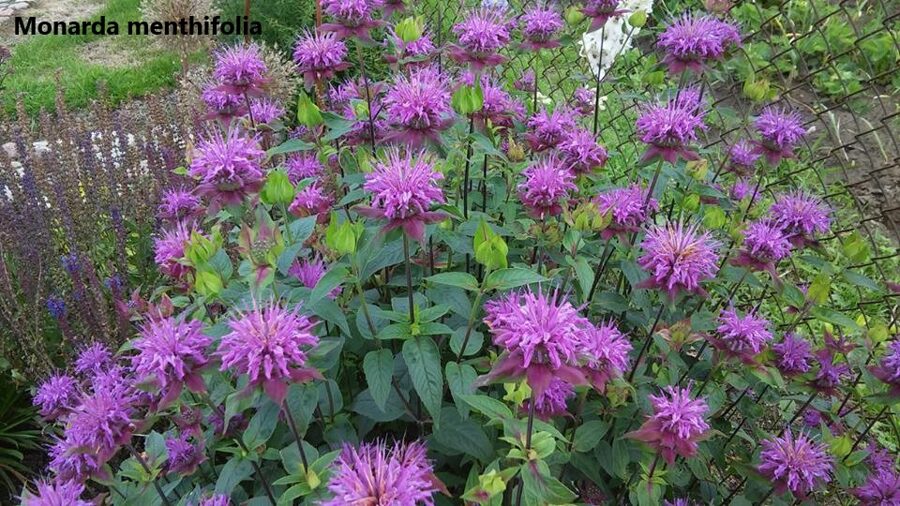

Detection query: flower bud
(395, 17), (424, 43)
(565, 5), (585, 25)
(628, 10), (648, 28)
(743, 76), (771, 103)
(260, 169), (295, 206)
(685, 158), (709, 181)
(296, 91), (323, 127)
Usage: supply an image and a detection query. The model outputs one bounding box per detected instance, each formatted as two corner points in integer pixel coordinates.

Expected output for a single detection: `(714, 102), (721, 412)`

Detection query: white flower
(580, 0), (654, 79)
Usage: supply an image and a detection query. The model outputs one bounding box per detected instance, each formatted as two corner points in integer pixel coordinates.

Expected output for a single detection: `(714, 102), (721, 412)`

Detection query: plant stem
(586, 238), (614, 303)
(514, 397), (538, 506)
(355, 44), (377, 152)
(235, 439), (278, 506)
(456, 288), (486, 361)
(403, 233), (415, 325)
(282, 405), (310, 470)
(847, 405), (889, 457)
(127, 444), (172, 506)
(463, 115), (474, 220)
(626, 303), (666, 383)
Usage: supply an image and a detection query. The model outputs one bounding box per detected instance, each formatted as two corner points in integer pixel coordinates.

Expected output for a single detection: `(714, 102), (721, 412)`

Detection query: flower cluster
(636, 87), (707, 163)
(657, 13), (741, 73)
(627, 386), (710, 464)
(758, 430), (833, 498)
(637, 221), (720, 300)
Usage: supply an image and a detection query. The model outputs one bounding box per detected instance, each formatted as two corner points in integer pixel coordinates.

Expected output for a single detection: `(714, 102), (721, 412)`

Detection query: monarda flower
(754, 106), (807, 165)
(579, 321), (632, 392)
(758, 430), (833, 498)
(320, 0), (382, 41)
(517, 155), (577, 219)
(727, 140), (760, 176)
(769, 191), (831, 247)
(321, 440), (443, 506)
(356, 149), (447, 241)
(217, 302), (321, 404)
(524, 378), (574, 420)
(34, 374), (80, 420)
(74, 343), (113, 377)
(811, 349), (850, 396)
(478, 288), (592, 398)
(450, 8), (512, 69)
(730, 178), (759, 203)
(212, 44), (269, 97)
(382, 67), (453, 147)
(582, 0), (628, 31)
(772, 333), (813, 377)
(853, 468), (900, 505)
(558, 129), (608, 175)
(525, 107), (578, 152)
(637, 222), (720, 301)
(289, 182), (333, 218)
(48, 436), (104, 483)
(20, 479), (91, 506)
(594, 185), (659, 240)
(66, 390), (134, 462)
(289, 256), (342, 299)
(515, 70), (536, 92)
(731, 218), (792, 278)
(657, 13), (741, 74)
(189, 128), (266, 209)
(132, 316), (211, 408)
(870, 340), (900, 397)
(165, 433), (206, 475)
(286, 152), (324, 183)
(627, 385), (710, 464)
(154, 222), (193, 280)
(572, 87), (595, 116)
(248, 99), (285, 124)
(293, 30), (349, 88)
(386, 30), (436, 66)
(712, 308), (772, 363)
(636, 87), (707, 163)
(158, 188), (202, 223)
(201, 85), (246, 122)
(199, 495), (232, 506)
(521, 5), (564, 50)
(472, 75), (524, 130)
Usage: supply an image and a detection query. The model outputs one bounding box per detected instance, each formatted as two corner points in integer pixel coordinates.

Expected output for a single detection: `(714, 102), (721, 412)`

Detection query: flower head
(572, 87), (595, 116)
(66, 390), (134, 460)
(521, 5), (564, 50)
(515, 70), (536, 92)
(158, 188), (202, 223)
(383, 67), (453, 147)
(217, 302), (321, 404)
(870, 340), (900, 397)
(387, 29), (436, 65)
(249, 99), (285, 124)
(657, 13), (741, 73)
(636, 87), (707, 163)
(812, 349), (850, 396)
(732, 218), (792, 276)
(20, 479), (91, 506)
(579, 321), (632, 392)
(524, 378), (574, 420)
(517, 155), (576, 219)
(74, 343), (113, 377)
(132, 316), (210, 408)
(189, 128), (266, 209)
(727, 140), (760, 176)
(46, 297), (66, 319)
(289, 182), (333, 218)
(289, 256), (342, 299)
(202, 84), (246, 122)
(558, 129), (608, 175)
(713, 308), (772, 362)
(526, 107), (578, 152)
(594, 185), (659, 240)
(199, 494), (232, 506)
(286, 152), (324, 183)
(357, 149), (446, 241)
(772, 333), (813, 377)
(451, 8), (512, 69)
(165, 433), (206, 475)
(730, 178), (759, 204)
(212, 44), (268, 96)
(627, 386), (710, 464)
(853, 468), (900, 506)
(321, 440), (441, 506)
(754, 106), (806, 165)
(637, 222), (720, 300)
(293, 30), (349, 87)
(582, 0), (628, 31)
(154, 222), (193, 280)
(769, 191), (830, 246)
(758, 430), (832, 497)
(471, 75), (524, 130)
(320, 0), (382, 40)
(48, 437), (104, 483)
(34, 374), (80, 420)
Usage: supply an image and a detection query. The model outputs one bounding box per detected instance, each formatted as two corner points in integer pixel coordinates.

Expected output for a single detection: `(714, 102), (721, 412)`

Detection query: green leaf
(363, 349), (394, 411)
(842, 269), (880, 292)
(435, 407), (493, 461)
(267, 138), (315, 156)
(484, 268), (546, 291)
(351, 388), (406, 422)
(402, 336), (444, 427)
(445, 361), (477, 417)
(450, 327), (483, 357)
(309, 265), (349, 304)
(812, 306), (861, 330)
(460, 394), (513, 421)
(572, 420), (609, 453)
(215, 458), (254, 494)
(242, 400), (281, 449)
(808, 273), (831, 305)
(426, 272), (480, 291)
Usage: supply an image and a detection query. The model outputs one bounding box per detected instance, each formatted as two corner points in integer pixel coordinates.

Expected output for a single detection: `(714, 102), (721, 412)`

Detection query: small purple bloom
(249, 98), (285, 124)
(811, 349), (851, 396)
(712, 308), (772, 362)
(189, 128), (266, 210)
(627, 385), (710, 464)
(803, 409), (822, 428)
(636, 87), (707, 163)
(657, 13), (741, 74)
(60, 253), (80, 275)
(579, 321), (632, 392)
(212, 44), (268, 97)
(524, 378), (574, 420)
(754, 106), (806, 165)
(758, 430), (833, 498)
(521, 5), (564, 50)
(382, 67), (453, 147)
(74, 343), (113, 377)
(293, 30), (349, 88)
(870, 340), (900, 397)
(286, 152), (324, 184)
(526, 107), (578, 152)
(289, 182), (333, 218)
(731, 218), (792, 278)
(469, 74), (524, 130)
(198, 494), (232, 506)
(772, 333), (813, 377)
(46, 296), (66, 319)
(769, 191), (830, 247)
(158, 187), (203, 223)
(582, 0), (628, 31)
(853, 468), (900, 505)
(320, 0), (382, 41)
(386, 29), (436, 65)
(558, 129), (608, 175)
(517, 154), (577, 219)
(594, 185), (659, 240)
(515, 70), (536, 92)
(48, 436), (104, 483)
(729, 178), (759, 203)
(637, 221), (720, 301)
(450, 8), (512, 69)
(288, 256), (341, 299)
(165, 433), (206, 475)
(20, 479), (91, 506)
(132, 316), (210, 408)
(66, 390), (134, 462)
(201, 84), (246, 122)
(727, 140), (760, 176)
(34, 374), (80, 420)
(154, 222), (193, 280)
(572, 87), (595, 116)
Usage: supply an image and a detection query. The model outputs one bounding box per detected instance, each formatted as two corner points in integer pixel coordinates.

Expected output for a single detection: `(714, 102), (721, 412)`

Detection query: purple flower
(754, 106), (806, 165)
(811, 349), (850, 396)
(772, 333), (813, 377)
(521, 5), (564, 50)
(572, 87), (595, 116)
(479, 288), (592, 398)
(132, 316), (210, 408)
(731, 219), (792, 277)
(853, 468), (900, 505)
(712, 308), (772, 362)
(321, 440), (442, 506)
(594, 185), (659, 240)
(74, 343), (112, 377)
(803, 409), (822, 428)
(515, 70), (536, 92)
(382, 67), (453, 147)
(289, 182), (333, 218)
(286, 152), (324, 183)
(154, 222), (193, 280)
(769, 191), (830, 247)
(249, 98), (285, 124)
(470, 74), (524, 130)
(664, 500), (698, 506)
(158, 187), (203, 223)
(627, 385), (710, 464)
(526, 107), (578, 152)
(579, 321), (632, 392)
(657, 13), (741, 73)
(356, 149), (447, 241)
(60, 253), (80, 274)
(165, 433), (206, 475)
(387, 29), (436, 65)
(34, 374), (79, 420)
(198, 495), (232, 506)
(293, 30), (349, 88)
(558, 129), (608, 175)
(48, 437), (104, 483)
(20, 479), (91, 506)
(189, 128), (266, 209)
(320, 0), (382, 41)
(524, 378), (574, 420)
(201, 85), (246, 123)
(636, 222), (720, 301)
(66, 390), (134, 461)
(46, 297), (66, 319)
(582, 0), (627, 31)
(870, 340), (900, 397)
(217, 302), (321, 404)
(758, 430), (832, 498)
(289, 257), (341, 299)
(729, 178), (759, 203)
(212, 44), (268, 96)
(517, 155), (577, 219)
(636, 87), (707, 163)
(450, 8), (512, 69)
(727, 140), (760, 176)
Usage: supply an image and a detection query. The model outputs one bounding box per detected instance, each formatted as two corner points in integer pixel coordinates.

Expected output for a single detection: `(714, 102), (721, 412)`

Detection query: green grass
(2, 0), (188, 115)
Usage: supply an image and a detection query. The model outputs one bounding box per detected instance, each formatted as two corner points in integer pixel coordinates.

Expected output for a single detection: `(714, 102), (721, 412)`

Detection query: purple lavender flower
(189, 128), (266, 210)
(46, 296), (66, 319)
(594, 185), (659, 240)
(286, 152), (324, 184)
(515, 70), (536, 92)
(524, 378), (574, 420)
(34, 374), (79, 420)
(727, 140), (760, 176)
(158, 187), (202, 223)
(772, 333), (813, 377)
(636, 222), (721, 301)
(382, 67), (453, 147)
(450, 8), (512, 69)
(572, 87), (595, 116)
(521, 5), (564, 50)
(48, 437), (104, 483)
(636, 87), (707, 163)
(165, 433), (206, 475)
(202, 84), (246, 122)
(731, 219), (792, 277)
(471, 75), (524, 130)
(811, 349), (851, 396)
(320, 0), (382, 41)
(154, 222), (193, 280)
(198, 495), (232, 506)
(321, 440), (442, 506)
(20, 479), (91, 506)
(356, 149), (447, 241)
(803, 409), (822, 428)
(74, 343), (112, 377)
(66, 390), (134, 462)
(582, 0), (628, 31)
(657, 13), (741, 74)
(712, 308), (772, 362)
(870, 340), (900, 397)
(289, 182), (333, 218)
(293, 30), (349, 88)
(754, 106), (807, 165)
(558, 129), (608, 175)
(217, 302), (321, 404)
(212, 44), (268, 96)
(132, 316), (210, 408)
(853, 468), (900, 505)
(249, 98), (285, 124)
(525, 107), (578, 152)
(288, 256), (341, 299)
(60, 253), (80, 275)
(579, 321), (632, 392)
(627, 385), (710, 464)
(758, 430), (833, 498)
(769, 191), (831, 247)
(517, 155), (577, 219)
